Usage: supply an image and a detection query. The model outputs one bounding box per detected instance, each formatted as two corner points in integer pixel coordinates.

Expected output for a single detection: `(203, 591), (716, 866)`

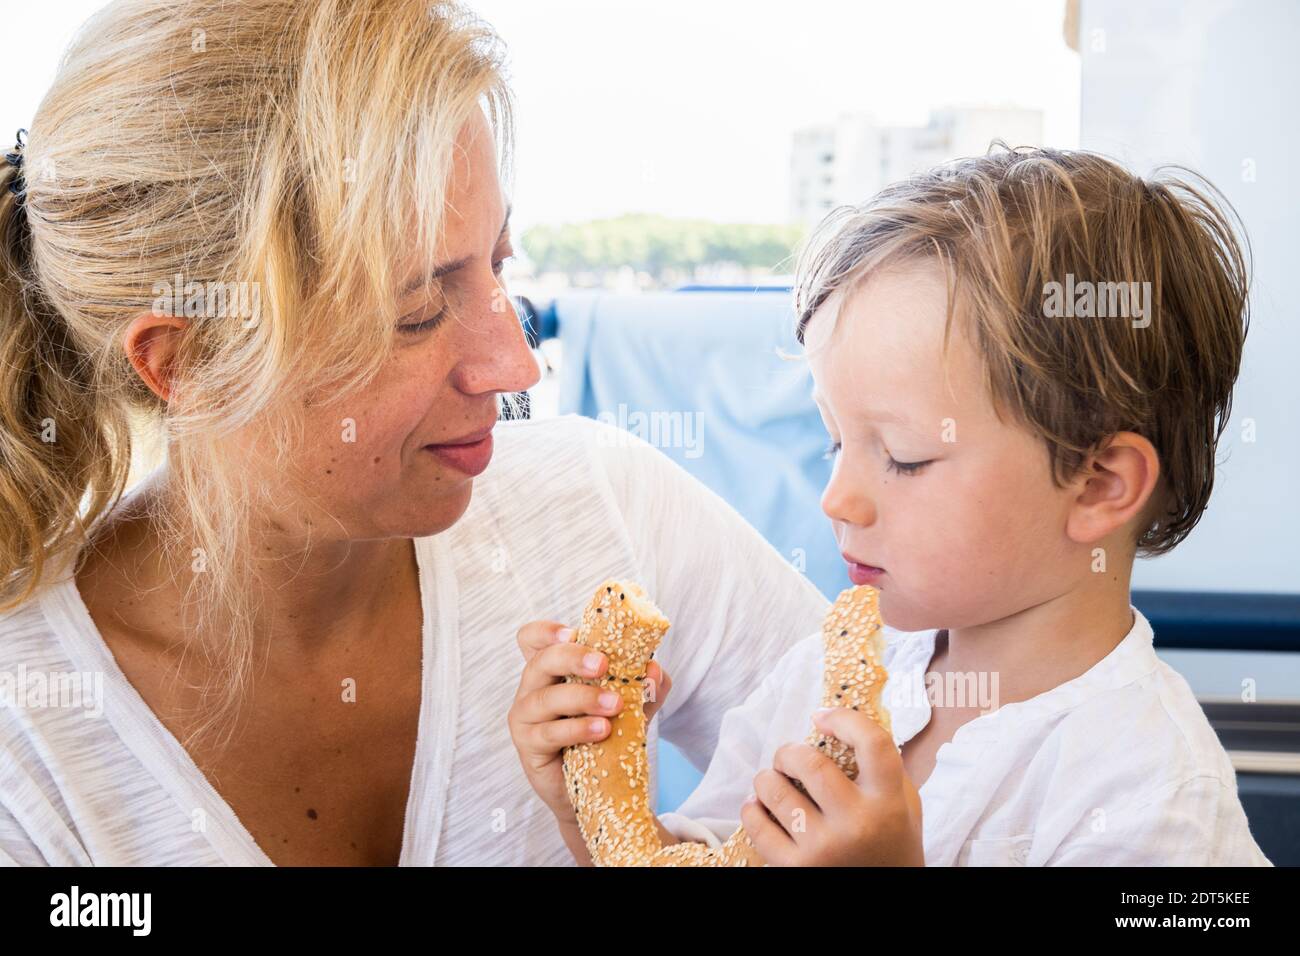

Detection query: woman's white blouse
(0, 415), (830, 865)
(659, 607), (1275, 866)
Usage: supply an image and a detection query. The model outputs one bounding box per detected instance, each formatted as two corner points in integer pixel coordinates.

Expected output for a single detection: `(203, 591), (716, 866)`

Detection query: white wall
(1080, 0), (1300, 595)
(1, 2), (107, 135)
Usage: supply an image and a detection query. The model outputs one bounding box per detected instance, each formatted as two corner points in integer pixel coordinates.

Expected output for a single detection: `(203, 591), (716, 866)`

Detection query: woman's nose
(449, 282), (543, 396)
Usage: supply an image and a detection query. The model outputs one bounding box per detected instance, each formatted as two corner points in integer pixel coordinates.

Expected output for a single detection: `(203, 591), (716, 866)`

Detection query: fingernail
(598, 691), (619, 710)
(813, 707), (834, 719)
(555, 627), (575, 642)
(588, 718), (606, 735)
(583, 652), (603, 674)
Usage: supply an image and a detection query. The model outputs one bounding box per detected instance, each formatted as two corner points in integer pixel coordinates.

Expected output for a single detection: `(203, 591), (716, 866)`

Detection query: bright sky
(4, 0), (1080, 232)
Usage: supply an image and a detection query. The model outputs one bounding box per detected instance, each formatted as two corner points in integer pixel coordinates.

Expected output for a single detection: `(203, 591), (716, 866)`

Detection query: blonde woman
(0, 0), (826, 866)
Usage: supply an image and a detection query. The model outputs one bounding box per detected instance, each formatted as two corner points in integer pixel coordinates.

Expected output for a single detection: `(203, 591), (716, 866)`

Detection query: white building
(789, 107), (1045, 225)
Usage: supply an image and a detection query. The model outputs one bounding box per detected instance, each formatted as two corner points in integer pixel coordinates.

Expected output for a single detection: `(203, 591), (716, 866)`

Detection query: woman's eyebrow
(400, 206), (512, 297)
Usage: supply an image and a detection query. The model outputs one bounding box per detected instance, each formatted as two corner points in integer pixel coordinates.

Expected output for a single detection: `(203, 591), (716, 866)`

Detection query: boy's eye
(493, 254), (514, 277)
(887, 456), (931, 476)
(823, 439), (842, 461)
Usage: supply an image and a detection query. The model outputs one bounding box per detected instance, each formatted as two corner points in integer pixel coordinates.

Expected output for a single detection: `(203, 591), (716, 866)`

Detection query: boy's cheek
(878, 528), (995, 628)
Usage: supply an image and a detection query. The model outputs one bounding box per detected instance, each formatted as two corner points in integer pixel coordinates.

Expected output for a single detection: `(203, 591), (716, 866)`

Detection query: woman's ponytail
(0, 137), (129, 610)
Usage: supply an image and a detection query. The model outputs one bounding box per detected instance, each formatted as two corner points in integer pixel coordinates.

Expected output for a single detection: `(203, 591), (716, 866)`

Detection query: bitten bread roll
(562, 579), (890, 866)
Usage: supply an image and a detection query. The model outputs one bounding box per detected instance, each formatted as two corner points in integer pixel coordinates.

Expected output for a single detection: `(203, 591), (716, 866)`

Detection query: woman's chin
(389, 480), (476, 539)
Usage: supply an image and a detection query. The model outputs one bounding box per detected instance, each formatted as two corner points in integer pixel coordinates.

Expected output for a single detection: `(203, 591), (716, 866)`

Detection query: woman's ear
(1064, 432), (1161, 547)
(123, 312), (188, 402)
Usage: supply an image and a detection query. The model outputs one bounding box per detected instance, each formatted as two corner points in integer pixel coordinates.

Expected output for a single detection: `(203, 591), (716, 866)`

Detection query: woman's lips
(424, 432), (494, 476)
(846, 560), (885, 586)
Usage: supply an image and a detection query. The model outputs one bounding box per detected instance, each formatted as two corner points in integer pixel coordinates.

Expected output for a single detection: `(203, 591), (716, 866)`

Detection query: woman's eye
(887, 456), (931, 476)
(822, 439), (842, 460)
(492, 254), (514, 277)
(398, 311), (446, 335)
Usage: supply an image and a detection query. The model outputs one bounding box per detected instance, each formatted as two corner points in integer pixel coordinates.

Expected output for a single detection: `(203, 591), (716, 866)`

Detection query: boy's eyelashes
(822, 439), (933, 476)
(886, 457), (932, 476)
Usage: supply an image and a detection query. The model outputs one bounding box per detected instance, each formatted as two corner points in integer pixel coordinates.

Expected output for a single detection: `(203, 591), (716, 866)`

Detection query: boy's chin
(876, 591), (943, 635)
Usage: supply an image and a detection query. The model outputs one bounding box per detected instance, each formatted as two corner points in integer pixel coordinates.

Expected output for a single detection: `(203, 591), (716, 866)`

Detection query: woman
(0, 0), (827, 865)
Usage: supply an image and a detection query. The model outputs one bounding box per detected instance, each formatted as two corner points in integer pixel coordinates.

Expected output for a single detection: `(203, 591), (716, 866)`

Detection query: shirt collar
(882, 604), (1160, 747)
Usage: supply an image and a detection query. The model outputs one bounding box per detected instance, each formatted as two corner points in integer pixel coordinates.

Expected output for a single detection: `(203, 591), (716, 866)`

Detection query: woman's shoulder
(449, 416), (643, 580)
(493, 412), (603, 442)
(486, 413), (714, 526)
(0, 579), (97, 741)
(492, 413), (664, 471)
(0, 583), (68, 671)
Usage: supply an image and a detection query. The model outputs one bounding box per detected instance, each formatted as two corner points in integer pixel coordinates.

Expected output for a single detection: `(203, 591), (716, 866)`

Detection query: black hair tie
(6, 128), (28, 205)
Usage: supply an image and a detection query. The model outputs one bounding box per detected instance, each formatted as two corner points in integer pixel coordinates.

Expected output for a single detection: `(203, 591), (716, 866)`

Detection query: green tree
(521, 215), (804, 287)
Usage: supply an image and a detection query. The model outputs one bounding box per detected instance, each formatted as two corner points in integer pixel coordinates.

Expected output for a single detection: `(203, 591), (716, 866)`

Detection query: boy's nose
(821, 469), (877, 528)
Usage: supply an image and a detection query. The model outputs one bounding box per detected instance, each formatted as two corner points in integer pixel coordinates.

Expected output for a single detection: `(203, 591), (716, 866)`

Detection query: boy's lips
(843, 553), (885, 586)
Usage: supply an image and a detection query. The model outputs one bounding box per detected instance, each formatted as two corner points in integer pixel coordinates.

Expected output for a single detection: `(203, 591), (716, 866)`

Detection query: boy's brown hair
(794, 144), (1250, 557)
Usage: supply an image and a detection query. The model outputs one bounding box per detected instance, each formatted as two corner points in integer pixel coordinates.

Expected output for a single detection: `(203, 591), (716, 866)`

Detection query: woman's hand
(739, 707), (923, 866)
(508, 620), (673, 826)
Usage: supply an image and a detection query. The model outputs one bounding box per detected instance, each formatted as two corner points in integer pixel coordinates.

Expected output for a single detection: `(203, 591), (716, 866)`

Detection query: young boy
(515, 146), (1272, 866)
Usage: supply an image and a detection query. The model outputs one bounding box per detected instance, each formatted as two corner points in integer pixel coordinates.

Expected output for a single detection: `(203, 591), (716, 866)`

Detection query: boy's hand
(740, 707), (923, 866)
(507, 620), (673, 825)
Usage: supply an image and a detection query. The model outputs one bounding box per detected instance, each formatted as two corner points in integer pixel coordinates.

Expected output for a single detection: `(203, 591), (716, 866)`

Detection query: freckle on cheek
(373, 456), (381, 464)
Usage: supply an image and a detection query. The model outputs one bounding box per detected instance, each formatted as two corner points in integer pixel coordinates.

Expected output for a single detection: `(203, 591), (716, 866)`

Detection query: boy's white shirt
(659, 605), (1274, 866)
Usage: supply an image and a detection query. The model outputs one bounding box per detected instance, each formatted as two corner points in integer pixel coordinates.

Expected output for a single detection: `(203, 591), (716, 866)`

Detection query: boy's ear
(1064, 432), (1161, 547)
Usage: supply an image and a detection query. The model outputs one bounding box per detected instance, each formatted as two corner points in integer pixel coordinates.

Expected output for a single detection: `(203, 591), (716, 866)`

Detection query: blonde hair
(0, 0), (512, 752)
(794, 144), (1250, 557)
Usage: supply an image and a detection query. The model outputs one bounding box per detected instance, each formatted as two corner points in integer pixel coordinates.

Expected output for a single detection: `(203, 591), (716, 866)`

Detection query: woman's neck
(76, 471), (417, 658)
